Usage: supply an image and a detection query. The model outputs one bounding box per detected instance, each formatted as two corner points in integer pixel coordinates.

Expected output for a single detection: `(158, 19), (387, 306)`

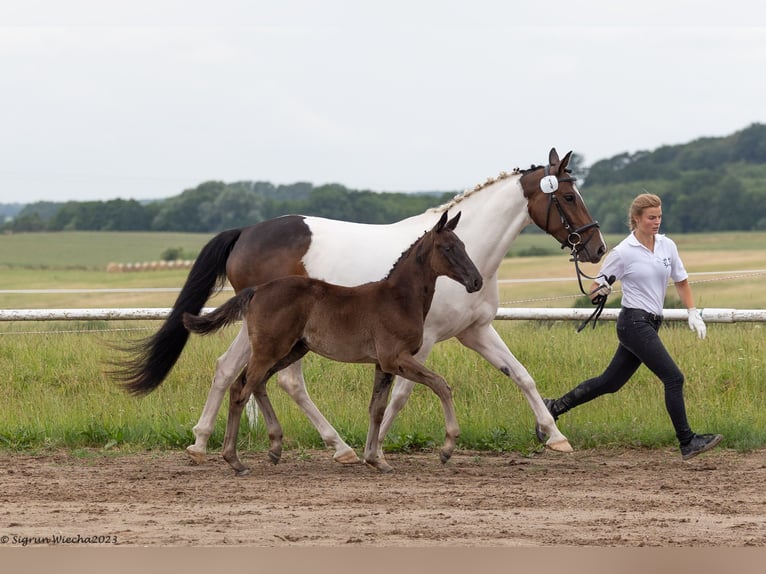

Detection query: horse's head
(520, 148), (607, 264)
(425, 211), (483, 293)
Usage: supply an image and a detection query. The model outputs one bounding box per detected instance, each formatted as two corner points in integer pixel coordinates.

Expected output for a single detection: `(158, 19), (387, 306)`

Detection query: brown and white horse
(115, 148), (606, 462)
(182, 212), (482, 474)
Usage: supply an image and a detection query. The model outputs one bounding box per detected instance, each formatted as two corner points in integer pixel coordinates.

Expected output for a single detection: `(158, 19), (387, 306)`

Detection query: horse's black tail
(110, 228), (243, 396)
(182, 288), (256, 335)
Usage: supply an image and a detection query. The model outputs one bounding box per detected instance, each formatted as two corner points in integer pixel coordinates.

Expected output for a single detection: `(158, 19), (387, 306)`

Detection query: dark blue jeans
(554, 307), (695, 445)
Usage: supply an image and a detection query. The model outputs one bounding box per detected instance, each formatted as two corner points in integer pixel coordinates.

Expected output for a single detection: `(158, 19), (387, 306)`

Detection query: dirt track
(1, 447), (764, 547)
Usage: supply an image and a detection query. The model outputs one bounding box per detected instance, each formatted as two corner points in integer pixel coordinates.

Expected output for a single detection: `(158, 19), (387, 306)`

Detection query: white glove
(688, 308), (706, 340)
(589, 282), (611, 302)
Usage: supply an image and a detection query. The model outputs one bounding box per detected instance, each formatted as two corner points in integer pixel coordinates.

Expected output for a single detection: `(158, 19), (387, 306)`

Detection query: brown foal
(183, 211), (483, 475)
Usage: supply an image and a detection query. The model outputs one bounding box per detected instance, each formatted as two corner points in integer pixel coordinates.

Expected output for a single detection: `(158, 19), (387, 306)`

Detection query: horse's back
(226, 215), (313, 290)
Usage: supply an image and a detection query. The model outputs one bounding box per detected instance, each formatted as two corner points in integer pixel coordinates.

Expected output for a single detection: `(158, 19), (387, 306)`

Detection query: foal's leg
(377, 341), (435, 458)
(363, 368), (395, 472)
(457, 324), (572, 452)
(386, 353), (460, 465)
(277, 362), (359, 464)
(221, 375), (253, 476)
(187, 323), (250, 464)
(250, 373), (284, 465)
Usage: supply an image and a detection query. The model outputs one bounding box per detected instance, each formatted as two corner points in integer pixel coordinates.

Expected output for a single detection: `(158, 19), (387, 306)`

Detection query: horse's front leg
(457, 324), (572, 452)
(277, 362), (359, 464)
(387, 354), (460, 465)
(187, 322), (250, 464)
(363, 367), (395, 472)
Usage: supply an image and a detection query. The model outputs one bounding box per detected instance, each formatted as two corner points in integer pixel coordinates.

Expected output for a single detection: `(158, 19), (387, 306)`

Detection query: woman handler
(542, 193), (722, 460)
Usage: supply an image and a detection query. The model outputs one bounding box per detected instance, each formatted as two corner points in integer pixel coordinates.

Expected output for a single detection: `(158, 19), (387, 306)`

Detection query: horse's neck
(436, 176), (531, 276)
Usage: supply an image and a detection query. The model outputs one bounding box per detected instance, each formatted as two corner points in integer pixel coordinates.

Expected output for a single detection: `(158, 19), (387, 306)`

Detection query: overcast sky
(1, 1), (765, 204)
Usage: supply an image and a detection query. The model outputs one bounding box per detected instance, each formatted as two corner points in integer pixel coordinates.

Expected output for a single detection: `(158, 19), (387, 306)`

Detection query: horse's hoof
(333, 449), (361, 465)
(440, 450), (453, 464)
(546, 439), (574, 453)
(235, 468), (251, 477)
(268, 450), (281, 465)
(185, 446), (207, 465)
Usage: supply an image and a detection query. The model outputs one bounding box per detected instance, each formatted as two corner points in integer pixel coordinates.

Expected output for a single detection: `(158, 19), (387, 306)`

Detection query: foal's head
(410, 211), (483, 293)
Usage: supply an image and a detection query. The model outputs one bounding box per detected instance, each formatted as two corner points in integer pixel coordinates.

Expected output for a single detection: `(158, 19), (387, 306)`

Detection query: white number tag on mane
(540, 175), (559, 194)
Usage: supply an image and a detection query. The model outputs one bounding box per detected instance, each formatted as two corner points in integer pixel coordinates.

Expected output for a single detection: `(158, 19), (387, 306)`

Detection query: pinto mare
(182, 212), (482, 474)
(115, 148), (606, 462)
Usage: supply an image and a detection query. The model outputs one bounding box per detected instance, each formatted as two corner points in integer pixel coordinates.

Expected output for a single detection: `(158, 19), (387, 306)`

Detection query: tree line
(4, 123), (766, 234)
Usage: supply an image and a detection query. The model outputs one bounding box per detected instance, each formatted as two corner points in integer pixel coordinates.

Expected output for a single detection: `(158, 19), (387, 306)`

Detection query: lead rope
(569, 245), (614, 332)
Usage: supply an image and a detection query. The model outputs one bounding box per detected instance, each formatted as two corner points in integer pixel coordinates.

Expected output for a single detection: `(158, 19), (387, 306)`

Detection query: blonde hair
(628, 193), (662, 231)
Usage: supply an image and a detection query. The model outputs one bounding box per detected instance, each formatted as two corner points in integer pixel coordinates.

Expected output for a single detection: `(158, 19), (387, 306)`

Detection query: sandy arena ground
(1, 446), (764, 548)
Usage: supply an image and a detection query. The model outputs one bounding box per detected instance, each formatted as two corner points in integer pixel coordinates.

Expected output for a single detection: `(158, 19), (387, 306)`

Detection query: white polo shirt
(596, 232), (688, 316)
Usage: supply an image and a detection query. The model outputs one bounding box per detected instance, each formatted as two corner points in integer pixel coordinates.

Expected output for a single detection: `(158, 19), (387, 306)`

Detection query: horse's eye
(563, 194), (576, 203)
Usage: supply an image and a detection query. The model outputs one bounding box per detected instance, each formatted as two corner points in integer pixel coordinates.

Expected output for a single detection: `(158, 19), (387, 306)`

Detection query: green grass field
(1, 230), (764, 456)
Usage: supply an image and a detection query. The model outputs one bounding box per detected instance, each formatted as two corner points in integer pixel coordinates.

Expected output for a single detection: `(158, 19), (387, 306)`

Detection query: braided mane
(426, 169), (522, 214)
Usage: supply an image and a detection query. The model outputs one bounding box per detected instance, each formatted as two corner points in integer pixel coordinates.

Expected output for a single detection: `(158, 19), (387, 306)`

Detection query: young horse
(115, 148), (606, 463)
(182, 211), (482, 475)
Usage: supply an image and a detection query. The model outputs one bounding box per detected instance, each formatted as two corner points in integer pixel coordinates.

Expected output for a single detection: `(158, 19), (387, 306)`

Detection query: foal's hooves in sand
(186, 446), (207, 465)
(365, 459), (394, 473)
(268, 450), (281, 465)
(333, 449), (361, 465)
(547, 439), (574, 453)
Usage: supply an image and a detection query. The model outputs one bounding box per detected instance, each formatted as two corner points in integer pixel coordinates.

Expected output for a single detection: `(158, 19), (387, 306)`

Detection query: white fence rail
(1, 307), (765, 323)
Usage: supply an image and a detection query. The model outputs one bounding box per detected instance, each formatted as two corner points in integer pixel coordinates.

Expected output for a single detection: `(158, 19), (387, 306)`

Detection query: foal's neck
(385, 244), (439, 319)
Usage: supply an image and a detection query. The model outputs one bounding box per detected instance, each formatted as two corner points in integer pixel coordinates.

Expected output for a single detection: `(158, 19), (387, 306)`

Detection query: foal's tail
(111, 228), (243, 395)
(182, 288), (256, 335)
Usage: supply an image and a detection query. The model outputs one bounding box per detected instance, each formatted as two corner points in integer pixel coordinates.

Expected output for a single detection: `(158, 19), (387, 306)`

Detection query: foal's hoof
(268, 449), (281, 465)
(185, 445), (207, 465)
(546, 439), (574, 453)
(365, 459), (394, 473)
(439, 449), (453, 464)
(333, 448), (361, 465)
(534, 423), (548, 444)
(234, 468), (251, 477)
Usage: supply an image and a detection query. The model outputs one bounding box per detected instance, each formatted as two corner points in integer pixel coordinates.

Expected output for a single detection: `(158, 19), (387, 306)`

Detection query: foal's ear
(435, 210), (449, 232)
(445, 211), (461, 231)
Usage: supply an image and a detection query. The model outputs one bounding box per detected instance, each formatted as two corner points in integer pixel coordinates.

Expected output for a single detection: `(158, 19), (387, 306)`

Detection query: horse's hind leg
(187, 323), (250, 464)
(363, 367), (395, 472)
(277, 362), (359, 464)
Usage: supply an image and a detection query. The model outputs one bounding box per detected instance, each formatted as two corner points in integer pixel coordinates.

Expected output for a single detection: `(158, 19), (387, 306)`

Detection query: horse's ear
(445, 211), (461, 231)
(548, 148), (560, 166)
(559, 151), (573, 173)
(435, 210), (449, 232)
